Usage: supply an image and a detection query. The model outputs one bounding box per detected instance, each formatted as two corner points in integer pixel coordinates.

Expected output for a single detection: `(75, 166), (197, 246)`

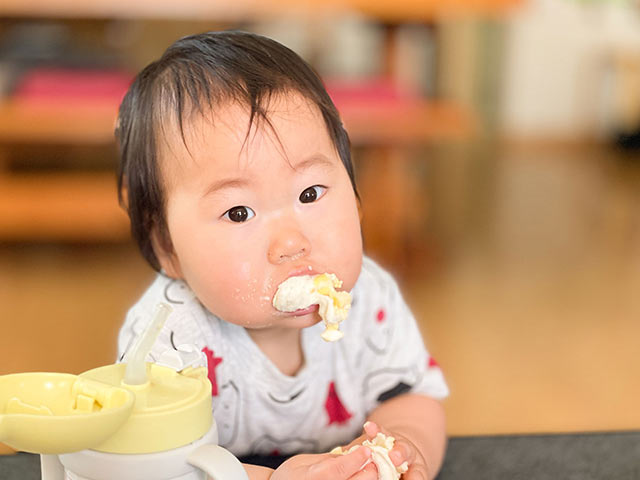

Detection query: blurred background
(1, 0), (639, 453)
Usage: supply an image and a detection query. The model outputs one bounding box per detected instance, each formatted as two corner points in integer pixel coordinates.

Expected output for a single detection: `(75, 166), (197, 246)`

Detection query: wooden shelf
(0, 0), (522, 21)
(0, 98), (473, 147)
(298, 0), (523, 22)
(0, 0), (274, 21)
(340, 99), (475, 146)
(0, 172), (130, 241)
(0, 100), (118, 145)
(0, 0), (488, 241)
(0, 97), (472, 241)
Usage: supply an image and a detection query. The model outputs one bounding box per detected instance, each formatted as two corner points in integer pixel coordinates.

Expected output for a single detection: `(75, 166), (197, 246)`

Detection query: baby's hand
(271, 447), (377, 480)
(362, 421), (430, 480)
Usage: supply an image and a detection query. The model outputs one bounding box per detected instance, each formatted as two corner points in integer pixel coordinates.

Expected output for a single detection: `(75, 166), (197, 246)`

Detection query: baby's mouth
(290, 304), (319, 316)
(271, 273), (350, 342)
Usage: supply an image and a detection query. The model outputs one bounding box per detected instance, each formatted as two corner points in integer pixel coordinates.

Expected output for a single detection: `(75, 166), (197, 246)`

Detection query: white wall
(500, 0), (640, 139)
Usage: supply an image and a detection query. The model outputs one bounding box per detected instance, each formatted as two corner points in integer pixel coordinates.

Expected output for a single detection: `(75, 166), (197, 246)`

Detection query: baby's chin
(226, 308), (321, 331)
(288, 310), (322, 330)
(269, 309), (323, 331)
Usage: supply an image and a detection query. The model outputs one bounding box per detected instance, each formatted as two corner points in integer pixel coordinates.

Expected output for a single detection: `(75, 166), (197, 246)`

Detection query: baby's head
(116, 31), (363, 331)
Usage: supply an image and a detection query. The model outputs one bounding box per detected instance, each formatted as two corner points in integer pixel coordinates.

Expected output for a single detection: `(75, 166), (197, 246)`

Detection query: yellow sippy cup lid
(80, 303), (212, 454)
(0, 303), (212, 455)
(0, 372), (134, 454)
(80, 362), (212, 454)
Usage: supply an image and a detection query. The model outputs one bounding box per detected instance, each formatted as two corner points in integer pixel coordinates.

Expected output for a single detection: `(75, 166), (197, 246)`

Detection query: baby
(115, 31), (448, 480)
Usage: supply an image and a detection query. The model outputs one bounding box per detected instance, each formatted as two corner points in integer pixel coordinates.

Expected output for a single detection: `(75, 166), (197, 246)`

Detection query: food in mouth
(272, 273), (351, 341)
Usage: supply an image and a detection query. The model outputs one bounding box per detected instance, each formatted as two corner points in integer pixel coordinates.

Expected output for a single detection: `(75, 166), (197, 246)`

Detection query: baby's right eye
(223, 206), (255, 223)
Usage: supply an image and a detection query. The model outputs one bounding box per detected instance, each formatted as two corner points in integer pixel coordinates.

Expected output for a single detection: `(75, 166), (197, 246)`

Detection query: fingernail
(363, 421), (372, 429)
(364, 463), (378, 473)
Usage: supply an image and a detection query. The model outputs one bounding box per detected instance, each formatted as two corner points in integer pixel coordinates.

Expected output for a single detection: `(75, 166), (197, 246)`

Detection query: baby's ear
(151, 227), (183, 279)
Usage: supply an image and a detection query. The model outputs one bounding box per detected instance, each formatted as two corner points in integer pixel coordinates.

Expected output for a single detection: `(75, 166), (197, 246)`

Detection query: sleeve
(355, 258), (449, 414)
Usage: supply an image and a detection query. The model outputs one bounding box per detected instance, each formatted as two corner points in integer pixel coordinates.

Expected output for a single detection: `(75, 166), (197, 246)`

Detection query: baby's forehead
(161, 91), (321, 147)
(156, 91), (335, 177)
(158, 92), (330, 157)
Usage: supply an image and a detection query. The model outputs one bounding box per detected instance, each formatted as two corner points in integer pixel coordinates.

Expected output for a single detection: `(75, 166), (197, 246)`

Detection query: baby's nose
(267, 225), (311, 264)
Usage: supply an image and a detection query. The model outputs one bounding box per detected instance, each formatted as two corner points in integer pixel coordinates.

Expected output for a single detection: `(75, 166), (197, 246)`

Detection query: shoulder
(126, 274), (201, 320)
(342, 256), (406, 336)
(134, 274), (197, 311)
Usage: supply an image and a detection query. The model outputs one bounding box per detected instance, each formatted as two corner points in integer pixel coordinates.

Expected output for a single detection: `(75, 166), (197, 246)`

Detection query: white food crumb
(330, 432), (409, 480)
(272, 273), (351, 341)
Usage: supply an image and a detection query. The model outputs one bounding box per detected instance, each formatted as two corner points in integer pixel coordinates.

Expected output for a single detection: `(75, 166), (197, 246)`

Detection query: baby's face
(156, 92), (362, 333)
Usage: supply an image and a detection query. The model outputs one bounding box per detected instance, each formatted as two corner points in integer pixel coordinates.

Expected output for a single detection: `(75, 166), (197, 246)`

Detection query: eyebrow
(201, 155), (334, 198)
(292, 154), (335, 172)
(202, 178), (250, 198)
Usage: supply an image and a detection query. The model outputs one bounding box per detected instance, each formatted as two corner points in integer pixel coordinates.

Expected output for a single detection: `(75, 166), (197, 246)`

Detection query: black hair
(115, 30), (357, 271)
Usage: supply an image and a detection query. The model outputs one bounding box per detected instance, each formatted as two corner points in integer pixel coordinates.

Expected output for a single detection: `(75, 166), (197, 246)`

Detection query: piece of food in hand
(272, 273), (351, 341)
(330, 432), (409, 480)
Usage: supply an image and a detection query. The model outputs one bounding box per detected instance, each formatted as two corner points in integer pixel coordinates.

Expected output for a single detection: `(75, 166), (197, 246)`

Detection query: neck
(247, 327), (304, 376)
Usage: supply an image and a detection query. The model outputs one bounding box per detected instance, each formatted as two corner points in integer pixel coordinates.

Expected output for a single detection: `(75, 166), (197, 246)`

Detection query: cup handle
(40, 454), (65, 480)
(187, 444), (249, 480)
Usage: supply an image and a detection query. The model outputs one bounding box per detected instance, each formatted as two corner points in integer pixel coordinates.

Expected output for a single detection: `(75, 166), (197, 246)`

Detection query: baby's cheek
(225, 271), (275, 322)
(335, 240), (363, 292)
(256, 293), (271, 309)
(316, 208), (362, 288)
(230, 277), (259, 304)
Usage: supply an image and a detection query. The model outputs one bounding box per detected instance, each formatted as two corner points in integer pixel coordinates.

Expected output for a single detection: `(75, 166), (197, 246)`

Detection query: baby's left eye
(299, 185), (327, 204)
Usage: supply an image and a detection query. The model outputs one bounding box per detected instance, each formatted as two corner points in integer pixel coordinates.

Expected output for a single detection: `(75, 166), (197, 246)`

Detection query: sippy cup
(0, 303), (248, 480)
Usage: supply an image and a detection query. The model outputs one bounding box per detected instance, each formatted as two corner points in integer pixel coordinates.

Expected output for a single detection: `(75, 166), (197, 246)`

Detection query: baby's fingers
(363, 420), (381, 438)
(351, 461), (378, 480)
(389, 440), (415, 467)
(402, 467), (429, 480)
(309, 446), (372, 479)
(364, 422), (412, 467)
(391, 442), (429, 480)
